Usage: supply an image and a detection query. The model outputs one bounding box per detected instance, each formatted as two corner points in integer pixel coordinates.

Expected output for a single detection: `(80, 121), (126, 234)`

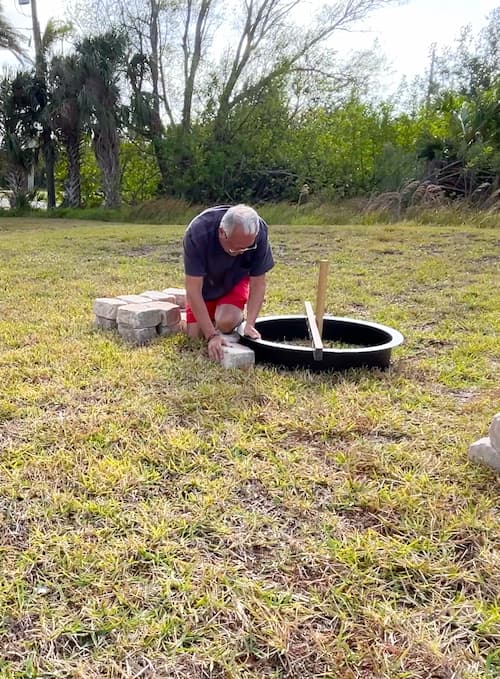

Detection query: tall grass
(2, 197), (499, 228)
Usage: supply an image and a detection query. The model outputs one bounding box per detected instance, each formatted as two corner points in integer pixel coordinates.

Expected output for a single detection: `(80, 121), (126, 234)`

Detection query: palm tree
(0, 72), (42, 208)
(76, 30), (127, 208)
(0, 1), (26, 60)
(50, 53), (84, 207)
(38, 19), (72, 209)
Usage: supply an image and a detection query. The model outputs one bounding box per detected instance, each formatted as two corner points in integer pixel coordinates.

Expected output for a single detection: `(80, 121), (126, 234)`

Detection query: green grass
(0, 218), (499, 678)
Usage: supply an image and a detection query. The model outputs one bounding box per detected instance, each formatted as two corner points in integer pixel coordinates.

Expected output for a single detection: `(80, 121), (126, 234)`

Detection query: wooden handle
(315, 260), (329, 337)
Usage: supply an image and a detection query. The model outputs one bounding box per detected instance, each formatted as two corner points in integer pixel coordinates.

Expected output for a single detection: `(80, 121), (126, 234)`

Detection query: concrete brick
(162, 287), (186, 308)
(221, 332), (241, 344)
(468, 436), (500, 471)
(118, 324), (158, 345)
(116, 294), (149, 304)
(117, 303), (163, 328)
(94, 315), (117, 330)
(158, 323), (181, 337)
(221, 343), (255, 369)
(141, 290), (176, 303)
(154, 302), (181, 327)
(93, 297), (125, 320)
(488, 413), (500, 452)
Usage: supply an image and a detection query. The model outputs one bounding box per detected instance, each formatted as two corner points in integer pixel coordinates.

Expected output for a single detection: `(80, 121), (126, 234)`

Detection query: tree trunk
(43, 134), (57, 209)
(93, 128), (121, 208)
(64, 137), (81, 208)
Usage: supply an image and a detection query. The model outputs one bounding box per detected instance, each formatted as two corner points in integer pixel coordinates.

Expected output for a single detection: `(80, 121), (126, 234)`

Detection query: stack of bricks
(93, 288), (185, 346)
(93, 286), (256, 369)
(468, 413), (500, 471)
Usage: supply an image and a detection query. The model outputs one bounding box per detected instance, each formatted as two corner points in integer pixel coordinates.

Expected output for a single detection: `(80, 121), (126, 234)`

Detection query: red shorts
(186, 277), (250, 324)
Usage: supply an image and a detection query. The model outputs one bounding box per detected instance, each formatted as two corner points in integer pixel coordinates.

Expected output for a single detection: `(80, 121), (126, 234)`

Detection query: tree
(50, 53), (85, 207)
(69, 0), (400, 198)
(76, 30), (127, 208)
(0, 72), (44, 208)
(0, 0), (27, 60)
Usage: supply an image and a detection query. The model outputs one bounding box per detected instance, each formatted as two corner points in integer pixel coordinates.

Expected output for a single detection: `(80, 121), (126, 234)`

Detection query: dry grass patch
(0, 218), (499, 678)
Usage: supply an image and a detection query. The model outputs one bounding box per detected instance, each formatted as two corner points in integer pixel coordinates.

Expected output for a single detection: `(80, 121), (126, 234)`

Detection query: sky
(1, 0), (498, 86)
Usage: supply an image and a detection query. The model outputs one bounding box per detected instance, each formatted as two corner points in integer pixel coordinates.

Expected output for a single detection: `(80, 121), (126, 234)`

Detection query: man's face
(219, 225), (258, 256)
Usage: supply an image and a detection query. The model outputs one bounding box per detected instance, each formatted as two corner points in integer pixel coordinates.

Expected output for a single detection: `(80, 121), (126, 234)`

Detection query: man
(183, 204), (274, 361)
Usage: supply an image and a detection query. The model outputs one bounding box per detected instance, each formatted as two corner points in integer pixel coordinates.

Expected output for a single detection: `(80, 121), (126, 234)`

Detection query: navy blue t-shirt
(183, 205), (275, 300)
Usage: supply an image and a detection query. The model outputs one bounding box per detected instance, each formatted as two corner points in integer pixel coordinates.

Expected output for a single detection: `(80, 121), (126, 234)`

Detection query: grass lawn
(0, 218), (499, 679)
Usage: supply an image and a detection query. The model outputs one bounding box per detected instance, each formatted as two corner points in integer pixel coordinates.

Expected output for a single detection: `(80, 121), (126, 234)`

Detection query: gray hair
(220, 204), (260, 237)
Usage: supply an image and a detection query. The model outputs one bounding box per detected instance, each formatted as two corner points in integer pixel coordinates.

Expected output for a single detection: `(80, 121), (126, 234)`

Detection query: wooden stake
(315, 260), (329, 337)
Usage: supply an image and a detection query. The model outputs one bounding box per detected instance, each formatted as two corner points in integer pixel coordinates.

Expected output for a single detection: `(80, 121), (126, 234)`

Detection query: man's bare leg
(215, 304), (244, 334)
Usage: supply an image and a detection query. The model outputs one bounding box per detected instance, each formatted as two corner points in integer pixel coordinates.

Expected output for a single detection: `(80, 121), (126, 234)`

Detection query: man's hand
(243, 322), (261, 339)
(207, 334), (229, 362)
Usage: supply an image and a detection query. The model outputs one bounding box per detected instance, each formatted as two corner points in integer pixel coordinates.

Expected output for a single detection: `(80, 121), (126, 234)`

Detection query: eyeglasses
(220, 228), (258, 254)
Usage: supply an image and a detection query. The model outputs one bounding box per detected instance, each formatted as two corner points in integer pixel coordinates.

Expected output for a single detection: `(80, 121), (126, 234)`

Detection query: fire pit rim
(237, 314), (404, 354)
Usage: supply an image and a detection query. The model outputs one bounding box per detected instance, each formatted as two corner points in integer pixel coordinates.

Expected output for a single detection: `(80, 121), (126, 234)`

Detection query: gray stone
(154, 302), (181, 327)
(158, 323), (181, 337)
(117, 303), (164, 328)
(116, 294), (149, 305)
(161, 287), (186, 308)
(141, 290), (176, 303)
(488, 413), (500, 452)
(221, 343), (255, 369)
(94, 315), (117, 330)
(468, 436), (500, 471)
(221, 332), (241, 344)
(93, 297), (125, 320)
(118, 324), (158, 345)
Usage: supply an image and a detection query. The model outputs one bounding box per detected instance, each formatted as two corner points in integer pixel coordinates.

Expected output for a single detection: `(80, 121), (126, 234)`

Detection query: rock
(116, 294), (149, 304)
(94, 316), (117, 330)
(162, 287), (186, 308)
(221, 332), (241, 344)
(117, 302), (164, 329)
(468, 436), (500, 471)
(154, 302), (181, 327)
(93, 297), (125, 320)
(158, 323), (181, 337)
(141, 290), (177, 303)
(221, 343), (255, 369)
(117, 324), (158, 345)
(488, 413), (500, 452)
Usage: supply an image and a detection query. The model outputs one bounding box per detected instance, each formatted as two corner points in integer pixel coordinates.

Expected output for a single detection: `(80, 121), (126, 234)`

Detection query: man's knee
(215, 304), (243, 333)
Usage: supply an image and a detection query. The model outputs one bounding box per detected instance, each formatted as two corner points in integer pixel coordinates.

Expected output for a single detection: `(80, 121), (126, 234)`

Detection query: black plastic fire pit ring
(237, 315), (404, 372)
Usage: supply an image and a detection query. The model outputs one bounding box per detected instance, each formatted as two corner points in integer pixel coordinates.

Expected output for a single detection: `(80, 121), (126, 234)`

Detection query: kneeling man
(183, 204), (275, 361)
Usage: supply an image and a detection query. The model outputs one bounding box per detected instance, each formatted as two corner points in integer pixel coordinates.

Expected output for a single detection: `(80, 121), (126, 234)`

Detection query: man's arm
(244, 274), (266, 338)
(185, 275), (216, 339)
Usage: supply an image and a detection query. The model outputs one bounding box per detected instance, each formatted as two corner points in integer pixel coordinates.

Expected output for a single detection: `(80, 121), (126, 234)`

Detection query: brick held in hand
(221, 344), (255, 369)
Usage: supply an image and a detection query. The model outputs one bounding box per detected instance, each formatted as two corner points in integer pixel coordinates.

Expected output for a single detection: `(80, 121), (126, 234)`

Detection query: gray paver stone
(93, 297), (125, 320)
(161, 287), (186, 308)
(158, 323), (181, 337)
(221, 344), (255, 369)
(117, 303), (163, 328)
(221, 332), (241, 344)
(117, 294), (149, 304)
(118, 324), (158, 345)
(488, 413), (500, 452)
(141, 291), (177, 303)
(153, 302), (181, 327)
(94, 315), (117, 330)
(468, 436), (500, 471)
